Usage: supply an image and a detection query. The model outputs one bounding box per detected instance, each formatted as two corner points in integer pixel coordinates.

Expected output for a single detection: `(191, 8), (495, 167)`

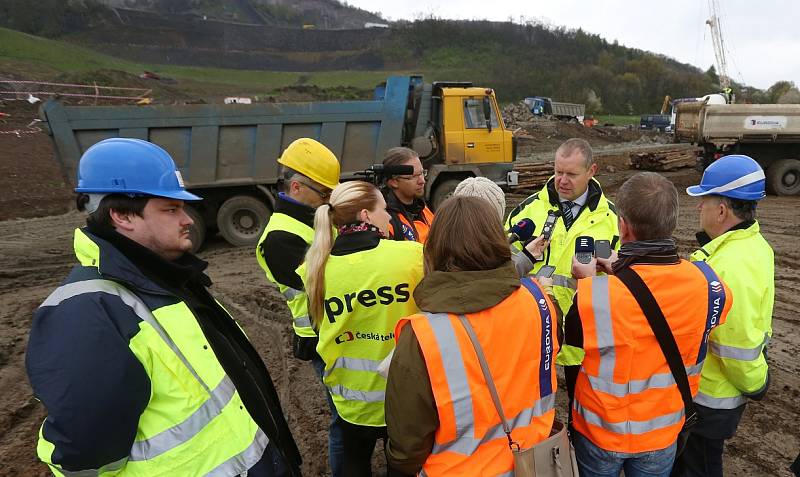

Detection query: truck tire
(185, 204), (206, 254)
(766, 159), (800, 196)
(217, 195), (271, 247)
(431, 178), (466, 211)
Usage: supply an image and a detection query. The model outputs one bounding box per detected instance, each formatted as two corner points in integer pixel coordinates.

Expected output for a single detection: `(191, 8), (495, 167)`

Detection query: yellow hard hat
(277, 138), (340, 190)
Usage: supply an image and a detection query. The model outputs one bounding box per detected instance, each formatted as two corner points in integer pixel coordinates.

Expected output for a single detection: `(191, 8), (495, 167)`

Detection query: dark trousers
(672, 432), (725, 477)
(331, 417), (388, 477)
(671, 403), (745, 477)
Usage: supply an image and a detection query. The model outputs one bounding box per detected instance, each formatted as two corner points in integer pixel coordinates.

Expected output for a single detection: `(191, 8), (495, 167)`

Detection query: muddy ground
(0, 103), (798, 476)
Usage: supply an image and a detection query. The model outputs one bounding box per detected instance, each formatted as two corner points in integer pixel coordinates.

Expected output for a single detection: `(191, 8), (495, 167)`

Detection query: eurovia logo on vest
(539, 298), (553, 372)
(324, 283), (412, 323)
(704, 280), (724, 343)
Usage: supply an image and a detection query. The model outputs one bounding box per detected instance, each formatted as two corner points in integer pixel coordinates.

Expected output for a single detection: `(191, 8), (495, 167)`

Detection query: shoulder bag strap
(456, 314), (518, 450)
(613, 268), (697, 424)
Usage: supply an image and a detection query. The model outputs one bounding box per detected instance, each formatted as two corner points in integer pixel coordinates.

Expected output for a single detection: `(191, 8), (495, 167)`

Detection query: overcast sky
(348, 0), (796, 90)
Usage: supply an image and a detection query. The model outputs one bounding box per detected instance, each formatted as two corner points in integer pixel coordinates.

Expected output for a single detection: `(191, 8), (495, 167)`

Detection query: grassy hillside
(0, 27), (403, 98)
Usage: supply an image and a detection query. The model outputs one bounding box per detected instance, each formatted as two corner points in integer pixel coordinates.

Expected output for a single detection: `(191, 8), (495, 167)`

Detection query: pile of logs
(629, 148), (697, 171)
(512, 161), (553, 191)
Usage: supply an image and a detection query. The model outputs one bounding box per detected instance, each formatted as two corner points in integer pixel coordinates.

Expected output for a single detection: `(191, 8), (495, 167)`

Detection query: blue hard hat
(76, 138), (201, 201)
(686, 154), (766, 201)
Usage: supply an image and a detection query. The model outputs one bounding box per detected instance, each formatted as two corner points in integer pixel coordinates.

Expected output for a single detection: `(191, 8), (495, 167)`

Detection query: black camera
(355, 164), (414, 186)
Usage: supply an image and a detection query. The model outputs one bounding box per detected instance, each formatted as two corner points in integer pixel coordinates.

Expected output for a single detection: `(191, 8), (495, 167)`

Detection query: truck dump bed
(676, 103), (800, 145)
(40, 76), (415, 189)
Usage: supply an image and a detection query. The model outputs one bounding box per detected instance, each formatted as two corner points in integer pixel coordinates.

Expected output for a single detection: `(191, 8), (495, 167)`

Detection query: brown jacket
(385, 262), (520, 476)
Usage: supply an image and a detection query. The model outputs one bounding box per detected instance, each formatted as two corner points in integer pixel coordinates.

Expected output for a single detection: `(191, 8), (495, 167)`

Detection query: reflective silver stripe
(432, 394), (556, 455)
(574, 400), (685, 435)
(591, 276), (615, 379)
(552, 274), (577, 290)
(323, 356), (384, 378)
(328, 384), (385, 403)
(41, 279), (250, 463)
(293, 314), (312, 328)
(586, 363), (704, 397)
(694, 391), (747, 410)
(129, 376), (237, 461)
(709, 333), (769, 361)
(56, 456), (127, 477)
(206, 428), (270, 477)
(423, 312), (474, 440)
(41, 279), (212, 394)
(700, 169), (766, 195)
(282, 287), (302, 301)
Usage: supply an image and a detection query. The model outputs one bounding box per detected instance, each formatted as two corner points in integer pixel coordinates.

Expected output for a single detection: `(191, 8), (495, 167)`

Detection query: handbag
(614, 267), (699, 456)
(456, 314), (578, 477)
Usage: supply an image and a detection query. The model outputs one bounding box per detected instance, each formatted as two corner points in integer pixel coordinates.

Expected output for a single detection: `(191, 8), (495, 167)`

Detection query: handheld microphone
(539, 210), (560, 241)
(574, 236), (595, 264)
(508, 218), (536, 244)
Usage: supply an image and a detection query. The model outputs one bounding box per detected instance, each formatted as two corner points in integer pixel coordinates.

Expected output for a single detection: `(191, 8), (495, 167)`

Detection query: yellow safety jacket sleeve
(691, 221), (774, 405)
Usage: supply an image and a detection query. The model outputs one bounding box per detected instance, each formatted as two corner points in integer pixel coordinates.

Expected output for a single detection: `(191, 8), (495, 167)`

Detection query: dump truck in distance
(523, 96), (586, 123)
(675, 102), (800, 196)
(40, 75), (517, 249)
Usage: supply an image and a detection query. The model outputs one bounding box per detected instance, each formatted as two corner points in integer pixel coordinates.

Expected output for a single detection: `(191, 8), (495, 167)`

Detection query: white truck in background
(674, 102), (800, 195)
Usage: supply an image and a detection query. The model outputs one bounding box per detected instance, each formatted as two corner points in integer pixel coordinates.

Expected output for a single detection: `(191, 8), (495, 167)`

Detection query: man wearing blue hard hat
(673, 155), (774, 477)
(26, 138), (301, 476)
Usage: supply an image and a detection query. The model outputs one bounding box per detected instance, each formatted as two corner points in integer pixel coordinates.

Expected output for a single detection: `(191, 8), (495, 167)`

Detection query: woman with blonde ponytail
(300, 180), (424, 477)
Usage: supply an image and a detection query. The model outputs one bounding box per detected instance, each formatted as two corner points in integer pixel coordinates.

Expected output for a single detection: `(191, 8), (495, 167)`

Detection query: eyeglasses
(395, 170), (428, 181)
(298, 181), (331, 199)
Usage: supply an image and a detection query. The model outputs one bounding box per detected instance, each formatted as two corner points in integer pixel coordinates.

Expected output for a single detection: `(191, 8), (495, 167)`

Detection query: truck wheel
(217, 195), (271, 247)
(431, 178), (466, 211)
(185, 204), (206, 254)
(766, 159), (800, 196)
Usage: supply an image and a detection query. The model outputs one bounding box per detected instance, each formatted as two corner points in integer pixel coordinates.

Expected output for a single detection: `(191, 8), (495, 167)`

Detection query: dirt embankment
(0, 101), (797, 476)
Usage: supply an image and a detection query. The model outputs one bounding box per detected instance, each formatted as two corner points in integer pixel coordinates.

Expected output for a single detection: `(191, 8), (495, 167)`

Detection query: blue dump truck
(40, 75), (517, 249)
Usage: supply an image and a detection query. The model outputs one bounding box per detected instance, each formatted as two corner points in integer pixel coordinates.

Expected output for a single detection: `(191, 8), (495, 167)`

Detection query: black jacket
(258, 194), (316, 291)
(27, 225), (302, 475)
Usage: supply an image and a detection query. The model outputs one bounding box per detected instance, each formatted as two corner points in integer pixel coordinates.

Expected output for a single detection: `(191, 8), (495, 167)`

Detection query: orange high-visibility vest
(572, 260), (732, 454)
(389, 206), (435, 243)
(397, 278), (559, 476)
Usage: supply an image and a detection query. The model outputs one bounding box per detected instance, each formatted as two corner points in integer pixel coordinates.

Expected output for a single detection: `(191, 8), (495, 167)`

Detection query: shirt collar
(560, 187), (589, 206)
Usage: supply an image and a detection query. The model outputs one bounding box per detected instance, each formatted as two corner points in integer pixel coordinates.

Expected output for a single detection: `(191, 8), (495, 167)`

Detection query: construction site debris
(629, 148), (698, 171)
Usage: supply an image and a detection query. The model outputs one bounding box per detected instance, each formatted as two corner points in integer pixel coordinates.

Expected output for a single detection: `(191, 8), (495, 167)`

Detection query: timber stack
(512, 161), (554, 193)
(629, 148), (697, 171)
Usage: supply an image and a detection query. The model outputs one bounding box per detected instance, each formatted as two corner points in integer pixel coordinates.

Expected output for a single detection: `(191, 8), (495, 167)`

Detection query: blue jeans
(311, 356), (345, 476)
(572, 431), (677, 477)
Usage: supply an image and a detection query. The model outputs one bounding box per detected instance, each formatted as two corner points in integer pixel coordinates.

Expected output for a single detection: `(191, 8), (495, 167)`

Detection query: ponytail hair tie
(327, 203), (335, 213)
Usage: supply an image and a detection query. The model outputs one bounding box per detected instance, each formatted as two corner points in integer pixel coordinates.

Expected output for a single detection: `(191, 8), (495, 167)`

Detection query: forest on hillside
(1, 1), (796, 113)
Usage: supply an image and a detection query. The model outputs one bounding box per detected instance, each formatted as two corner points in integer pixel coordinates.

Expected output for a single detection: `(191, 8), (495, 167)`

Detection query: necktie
(561, 201), (574, 229)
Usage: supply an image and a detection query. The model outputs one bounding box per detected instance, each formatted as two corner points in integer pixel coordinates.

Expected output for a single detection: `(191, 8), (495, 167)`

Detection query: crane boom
(706, 0), (730, 89)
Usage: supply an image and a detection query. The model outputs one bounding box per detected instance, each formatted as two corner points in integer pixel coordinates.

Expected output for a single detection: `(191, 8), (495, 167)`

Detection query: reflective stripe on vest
(420, 311), (556, 456)
(315, 240), (424, 426)
(708, 334), (769, 361)
(408, 281), (558, 476)
(551, 274), (577, 290)
(693, 392), (747, 409)
(691, 261), (727, 364)
(56, 457), (127, 477)
(282, 287), (302, 301)
(42, 280), (213, 394)
(573, 261), (730, 454)
(690, 222), (773, 408)
(573, 401), (685, 435)
(256, 213), (316, 338)
(40, 278), (269, 472)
